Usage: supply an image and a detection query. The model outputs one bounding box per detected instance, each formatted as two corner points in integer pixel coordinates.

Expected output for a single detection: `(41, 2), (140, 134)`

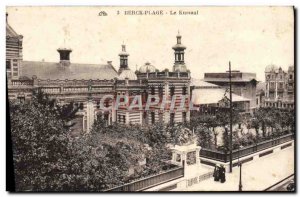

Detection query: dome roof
(139, 62), (156, 73)
(118, 69), (137, 80)
(265, 64), (279, 73)
(172, 43), (186, 50)
(172, 33), (186, 50)
(288, 65), (294, 72)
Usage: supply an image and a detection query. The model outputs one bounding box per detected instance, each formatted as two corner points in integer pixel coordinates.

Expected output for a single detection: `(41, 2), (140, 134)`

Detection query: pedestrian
(213, 164), (220, 181)
(220, 164), (226, 183)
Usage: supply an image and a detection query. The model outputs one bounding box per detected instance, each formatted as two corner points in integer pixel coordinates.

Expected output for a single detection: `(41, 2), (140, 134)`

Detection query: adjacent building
(264, 65), (294, 109)
(191, 79), (251, 115)
(203, 71), (257, 112)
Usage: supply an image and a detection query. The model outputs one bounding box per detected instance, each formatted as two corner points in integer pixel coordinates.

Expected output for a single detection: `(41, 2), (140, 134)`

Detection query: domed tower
(118, 44), (129, 74)
(172, 31), (188, 72)
(139, 61), (156, 73)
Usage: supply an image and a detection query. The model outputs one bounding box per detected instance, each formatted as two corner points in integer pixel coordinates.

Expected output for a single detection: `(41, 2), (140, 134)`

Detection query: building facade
(264, 65), (294, 109)
(203, 71), (257, 111)
(7, 19), (191, 134)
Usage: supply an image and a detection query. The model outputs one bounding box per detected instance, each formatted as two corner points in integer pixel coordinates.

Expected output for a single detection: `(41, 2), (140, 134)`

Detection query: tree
(10, 97), (72, 191)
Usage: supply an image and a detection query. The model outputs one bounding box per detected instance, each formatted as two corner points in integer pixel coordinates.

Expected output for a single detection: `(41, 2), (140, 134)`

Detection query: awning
(192, 88), (250, 105)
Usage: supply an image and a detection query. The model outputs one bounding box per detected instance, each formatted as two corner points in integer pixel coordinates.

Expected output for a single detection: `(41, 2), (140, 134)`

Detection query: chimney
(107, 61), (112, 65)
(57, 48), (72, 66)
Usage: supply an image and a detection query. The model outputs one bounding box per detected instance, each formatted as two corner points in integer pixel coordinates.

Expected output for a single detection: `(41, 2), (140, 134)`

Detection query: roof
(265, 64), (279, 73)
(288, 65), (294, 72)
(139, 62), (156, 73)
(20, 61), (118, 80)
(191, 78), (219, 88)
(6, 23), (20, 38)
(256, 82), (266, 92)
(118, 69), (137, 80)
(192, 88), (250, 105)
(204, 78), (257, 83)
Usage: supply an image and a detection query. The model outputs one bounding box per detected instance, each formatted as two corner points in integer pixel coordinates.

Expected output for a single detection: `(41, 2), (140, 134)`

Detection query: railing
(11, 79), (33, 86)
(137, 72), (190, 79)
(200, 133), (294, 162)
(106, 166), (184, 192)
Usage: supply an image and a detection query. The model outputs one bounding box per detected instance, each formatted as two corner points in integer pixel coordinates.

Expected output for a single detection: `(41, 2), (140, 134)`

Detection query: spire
(177, 30), (181, 44)
(118, 43), (129, 74)
(172, 32), (187, 72)
(122, 44), (126, 52)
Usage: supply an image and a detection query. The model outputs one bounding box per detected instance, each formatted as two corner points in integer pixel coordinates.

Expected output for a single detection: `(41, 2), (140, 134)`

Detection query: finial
(122, 44), (126, 52)
(6, 12), (8, 23)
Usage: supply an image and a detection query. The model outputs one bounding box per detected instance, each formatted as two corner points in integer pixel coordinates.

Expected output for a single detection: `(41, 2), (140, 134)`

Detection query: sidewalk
(174, 146), (294, 191)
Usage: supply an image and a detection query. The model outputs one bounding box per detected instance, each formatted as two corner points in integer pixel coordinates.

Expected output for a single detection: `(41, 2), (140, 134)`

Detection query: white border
(1, 1), (298, 197)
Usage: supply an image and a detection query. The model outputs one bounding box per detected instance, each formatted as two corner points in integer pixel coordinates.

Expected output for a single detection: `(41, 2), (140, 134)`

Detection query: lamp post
(238, 145), (243, 191)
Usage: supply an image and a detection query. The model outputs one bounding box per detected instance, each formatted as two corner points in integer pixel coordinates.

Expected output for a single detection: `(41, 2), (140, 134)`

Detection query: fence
(106, 166), (184, 191)
(200, 133), (294, 163)
(186, 171), (214, 188)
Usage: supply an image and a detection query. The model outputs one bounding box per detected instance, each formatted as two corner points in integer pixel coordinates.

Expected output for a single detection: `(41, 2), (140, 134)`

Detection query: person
(220, 164), (226, 183)
(213, 164), (220, 181)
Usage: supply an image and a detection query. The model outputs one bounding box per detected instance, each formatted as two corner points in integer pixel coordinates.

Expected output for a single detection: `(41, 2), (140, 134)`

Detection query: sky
(6, 6), (294, 81)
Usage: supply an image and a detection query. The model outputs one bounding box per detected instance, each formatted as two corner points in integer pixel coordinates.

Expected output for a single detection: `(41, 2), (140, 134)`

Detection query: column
(275, 81), (278, 99)
(125, 111), (130, 125)
(86, 100), (95, 133)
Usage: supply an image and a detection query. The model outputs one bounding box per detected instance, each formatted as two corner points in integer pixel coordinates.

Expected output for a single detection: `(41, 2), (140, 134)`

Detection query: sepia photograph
(6, 6), (295, 192)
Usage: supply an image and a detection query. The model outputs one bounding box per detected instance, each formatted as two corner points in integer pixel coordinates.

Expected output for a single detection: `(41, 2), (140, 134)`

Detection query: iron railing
(106, 166), (184, 191)
(200, 133), (294, 162)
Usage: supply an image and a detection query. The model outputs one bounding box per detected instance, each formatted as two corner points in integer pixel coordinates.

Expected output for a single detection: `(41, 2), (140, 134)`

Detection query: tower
(57, 48), (72, 66)
(118, 44), (129, 74)
(172, 32), (187, 72)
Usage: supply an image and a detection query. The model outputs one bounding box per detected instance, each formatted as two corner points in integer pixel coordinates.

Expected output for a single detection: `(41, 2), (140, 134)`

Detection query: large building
(6, 18), (191, 134)
(203, 71), (257, 111)
(191, 79), (251, 115)
(264, 65), (294, 109)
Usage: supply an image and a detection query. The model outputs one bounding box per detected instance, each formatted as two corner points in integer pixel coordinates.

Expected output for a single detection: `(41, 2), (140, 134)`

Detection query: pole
(229, 61), (233, 173)
(239, 163), (243, 191)
(238, 145), (242, 191)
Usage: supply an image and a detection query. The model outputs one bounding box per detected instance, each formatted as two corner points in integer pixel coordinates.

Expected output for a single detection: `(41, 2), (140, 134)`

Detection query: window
(170, 113), (175, 125)
(158, 86), (163, 100)
(290, 75), (293, 80)
(170, 86), (175, 97)
(182, 112), (186, 123)
(79, 103), (84, 110)
(151, 112), (155, 124)
(159, 112), (163, 123)
(6, 60), (11, 70)
(151, 87), (155, 95)
(17, 96), (25, 103)
(182, 86), (187, 95)
(279, 82), (283, 89)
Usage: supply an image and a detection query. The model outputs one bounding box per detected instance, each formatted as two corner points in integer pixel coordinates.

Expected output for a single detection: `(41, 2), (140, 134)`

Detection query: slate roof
(20, 61), (118, 80)
(6, 23), (20, 37)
